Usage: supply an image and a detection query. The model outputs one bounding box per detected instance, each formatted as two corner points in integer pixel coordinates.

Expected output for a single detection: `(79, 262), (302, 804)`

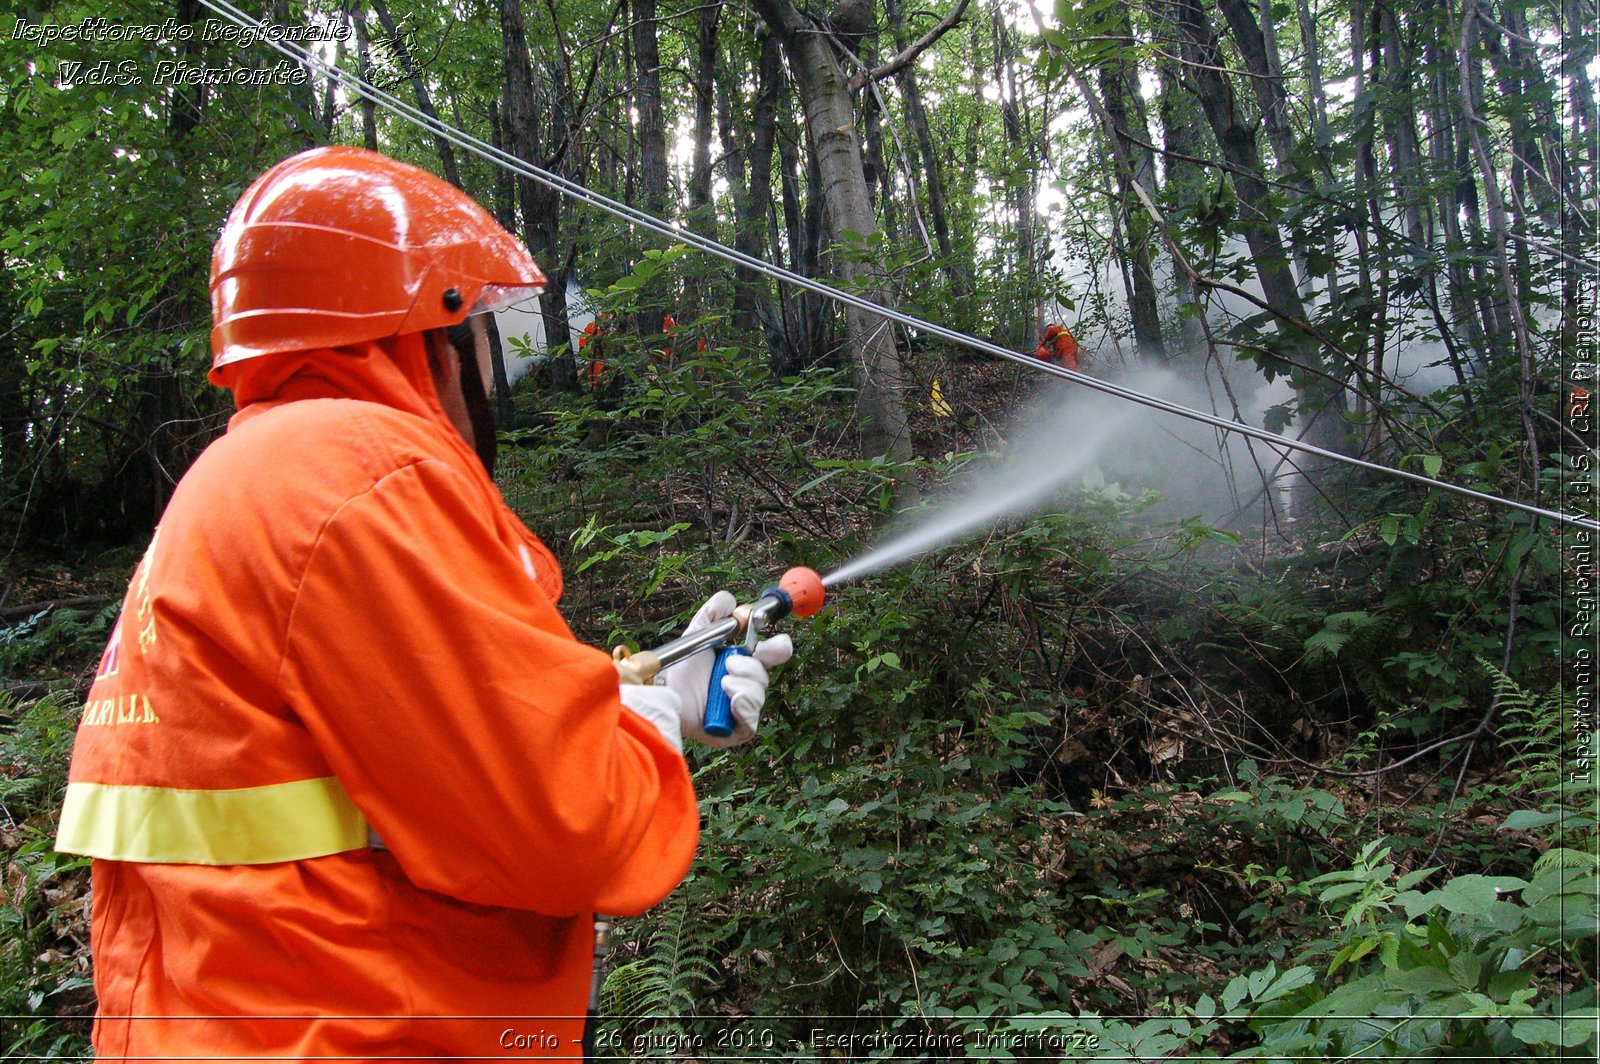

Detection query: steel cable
(194, 0), (1598, 532)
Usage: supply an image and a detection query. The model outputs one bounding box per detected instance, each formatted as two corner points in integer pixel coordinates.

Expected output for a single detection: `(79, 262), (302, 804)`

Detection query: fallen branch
(0, 596), (116, 623)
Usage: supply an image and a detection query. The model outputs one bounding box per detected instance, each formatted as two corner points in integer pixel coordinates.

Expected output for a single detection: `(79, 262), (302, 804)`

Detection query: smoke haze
(822, 366), (1292, 588)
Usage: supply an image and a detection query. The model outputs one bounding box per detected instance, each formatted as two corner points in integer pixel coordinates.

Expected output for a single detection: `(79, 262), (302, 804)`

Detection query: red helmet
(209, 147), (546, 375)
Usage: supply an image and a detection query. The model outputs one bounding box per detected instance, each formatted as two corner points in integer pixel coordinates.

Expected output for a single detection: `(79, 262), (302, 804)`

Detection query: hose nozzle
(611, 566), (825, 694)
(777, 566), (825, 617)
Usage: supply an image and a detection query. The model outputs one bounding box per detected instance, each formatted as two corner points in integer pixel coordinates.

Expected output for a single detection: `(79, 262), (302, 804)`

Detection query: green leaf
(1259, 964), (1317, 1002)
(1222, 975), (1249, 1013)
(1500, 809), (1567, 831)
(1432, 875), (1528, 917)
(1316, 880), (1369, 903)
(1328, 939), (1378, 977)
(1396, 865), (1441, 891)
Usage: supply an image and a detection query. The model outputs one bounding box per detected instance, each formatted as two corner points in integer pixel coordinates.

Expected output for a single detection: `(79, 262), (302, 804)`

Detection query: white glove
(618, 684), (685, 751)
(656, 591), (794, 749)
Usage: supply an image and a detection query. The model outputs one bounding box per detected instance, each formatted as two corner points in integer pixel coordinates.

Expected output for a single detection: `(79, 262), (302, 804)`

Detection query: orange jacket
(1052, 330), (1080, 370)
(56, 333), (697, 1060)
(581, 320), (608, 388)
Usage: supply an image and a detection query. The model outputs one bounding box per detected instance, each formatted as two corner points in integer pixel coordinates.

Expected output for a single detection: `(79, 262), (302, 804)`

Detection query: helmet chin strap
(448, 322), (498, 476)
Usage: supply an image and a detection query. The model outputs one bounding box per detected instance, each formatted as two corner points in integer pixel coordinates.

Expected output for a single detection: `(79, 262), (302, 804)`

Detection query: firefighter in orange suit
(1037, 323), (1080, 371)
(580, 313), (611, 389)
(660, 312), (679, 364)
(1035, 324), (1058, 362)
(1051, 325), (1080, 370)
(55, 147), (791, 1061)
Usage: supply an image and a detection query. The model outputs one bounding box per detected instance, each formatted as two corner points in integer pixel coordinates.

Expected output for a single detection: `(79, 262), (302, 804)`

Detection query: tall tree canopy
(4, 0), (1591, 535)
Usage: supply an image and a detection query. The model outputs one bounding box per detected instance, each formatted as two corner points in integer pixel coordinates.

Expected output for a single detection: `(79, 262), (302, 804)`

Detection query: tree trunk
(688, 3), (720, 235)
(1378, 3), (1426, 248)
(1216, 0), (1308, 288)
(269, 0), (326, 147)
(719, 32), (785, 351)
(1175, 0), (1350, 499)
(1214, 0), (1296, 177)
(887, 0), (968, 300)
(1425, 20), (1491, 374)
(1458, 5), (1511, 356)
(1460, 0), (1541, 492)
(371, 0), (458, 185)
(1143, 0), (1213, 351)
(1295, 0), (1331, 155)
(500, 0), (574, 389)
(632, 0), (669, 220)
(1174, 0), (1309, 341)
(353, 1), (379, 151)
(993, 6), (1038, 352)
(862, 66), (898, 241)
(776, 92), (829, 373)
(1568, 0), (1599, 204)
(487, 101), (519, 422)
(752, 0), (915, 469)
(1096, 4), (1165, 360)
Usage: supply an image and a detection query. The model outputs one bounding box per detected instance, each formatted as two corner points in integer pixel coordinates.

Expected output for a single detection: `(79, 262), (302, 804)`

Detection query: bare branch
(848, 0), (971, 90)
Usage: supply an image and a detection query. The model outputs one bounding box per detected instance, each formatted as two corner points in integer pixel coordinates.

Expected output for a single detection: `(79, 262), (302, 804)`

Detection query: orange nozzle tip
(779, 566), (825, 617)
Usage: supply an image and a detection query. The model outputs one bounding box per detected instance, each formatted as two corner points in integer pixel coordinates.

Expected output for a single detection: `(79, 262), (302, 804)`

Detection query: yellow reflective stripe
(56, 777), (368, 865)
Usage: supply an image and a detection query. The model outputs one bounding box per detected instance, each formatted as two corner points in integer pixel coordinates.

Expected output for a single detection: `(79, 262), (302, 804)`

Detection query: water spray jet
(821, 397), (1143, 590)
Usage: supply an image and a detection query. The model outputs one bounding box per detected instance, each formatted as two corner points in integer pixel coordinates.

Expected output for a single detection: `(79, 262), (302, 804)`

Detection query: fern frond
(600, 892), (722, 1024)
(1482, 659), (1569, 781)
(1534, 847), (1600, 875)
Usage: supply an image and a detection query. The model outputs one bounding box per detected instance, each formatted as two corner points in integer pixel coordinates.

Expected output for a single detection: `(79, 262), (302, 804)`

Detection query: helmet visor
(472, 283), (544, 316)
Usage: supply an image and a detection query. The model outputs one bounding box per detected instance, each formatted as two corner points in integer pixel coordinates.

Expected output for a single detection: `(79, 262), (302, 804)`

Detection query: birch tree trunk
(752, 0), (915, 469)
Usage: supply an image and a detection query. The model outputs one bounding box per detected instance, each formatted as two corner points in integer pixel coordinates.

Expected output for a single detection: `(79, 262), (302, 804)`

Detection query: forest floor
(0, 348), (1587, 1058)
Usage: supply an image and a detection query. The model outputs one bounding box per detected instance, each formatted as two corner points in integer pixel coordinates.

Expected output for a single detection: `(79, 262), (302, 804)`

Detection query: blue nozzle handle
(702, 645), (751, 738)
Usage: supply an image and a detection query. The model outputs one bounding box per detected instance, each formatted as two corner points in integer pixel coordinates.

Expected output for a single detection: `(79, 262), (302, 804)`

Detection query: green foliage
(598, 893), (723, 1057)
(9, 0), (1593, 1048)
(0, 692), (93, 1056)
(0, 604), (117, 687)
(1080, 838), (1597, 1060)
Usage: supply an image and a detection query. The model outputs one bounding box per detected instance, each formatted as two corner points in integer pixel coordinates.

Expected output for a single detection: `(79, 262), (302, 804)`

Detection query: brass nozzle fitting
(611, 646), (664, 686)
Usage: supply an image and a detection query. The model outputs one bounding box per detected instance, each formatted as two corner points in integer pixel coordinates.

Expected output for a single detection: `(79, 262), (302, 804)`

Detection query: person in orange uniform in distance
(1051, 324), (1080, 370)
(580, 312), (611, 389)
(660, 312), (679, 365)
(1037, 323), (1080, 371)
(55, 147), (791, 1061)
(1036, 323), (1062, 362)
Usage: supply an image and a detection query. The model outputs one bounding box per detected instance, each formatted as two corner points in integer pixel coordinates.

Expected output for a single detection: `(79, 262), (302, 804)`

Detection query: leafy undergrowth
(1, 692), (95, 1055)
(3, 337), (1595, 1059)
